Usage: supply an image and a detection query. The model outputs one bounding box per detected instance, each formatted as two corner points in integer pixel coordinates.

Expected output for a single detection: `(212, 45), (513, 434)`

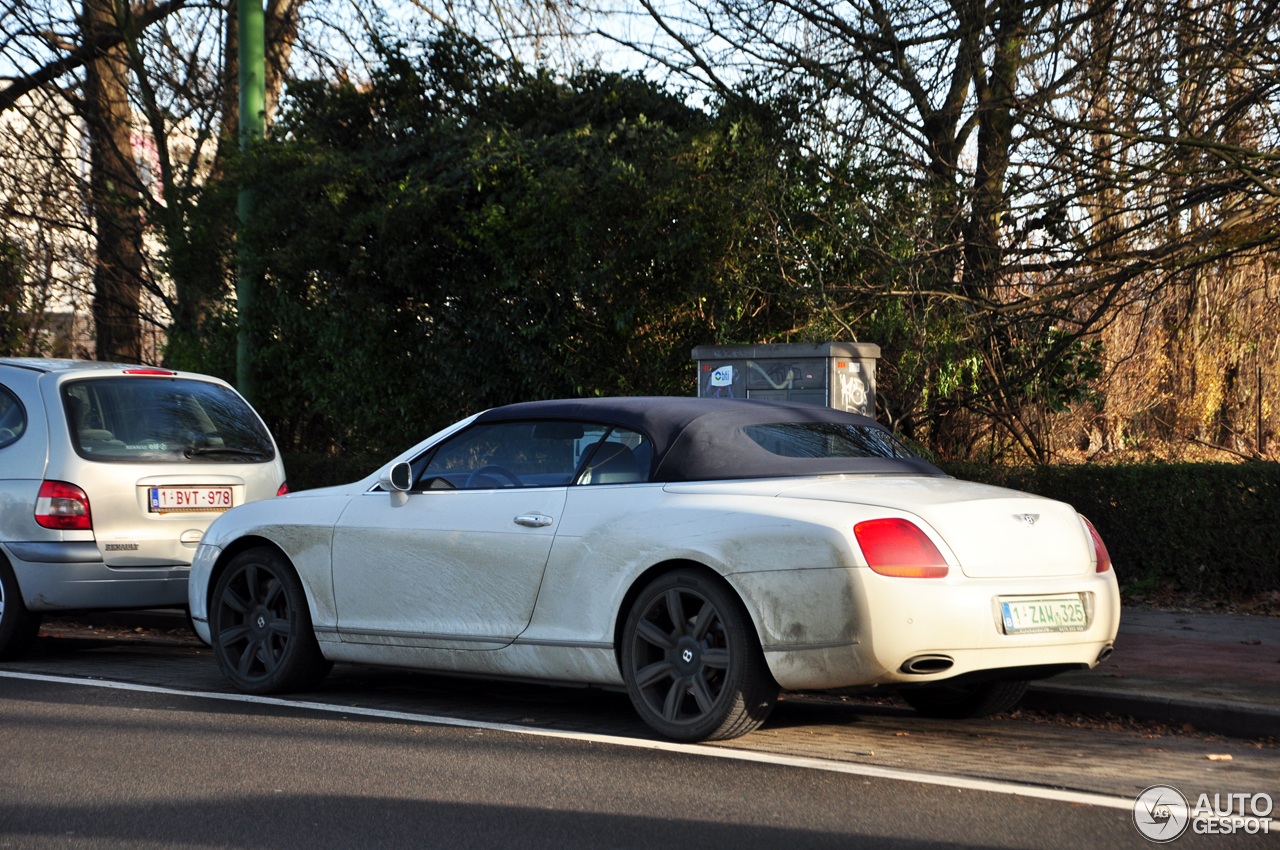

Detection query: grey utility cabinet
(691, 342), (881, 418)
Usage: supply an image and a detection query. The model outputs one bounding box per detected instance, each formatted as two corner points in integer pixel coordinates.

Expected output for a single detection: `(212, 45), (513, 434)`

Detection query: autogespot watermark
(1133, 785), (1274, 841)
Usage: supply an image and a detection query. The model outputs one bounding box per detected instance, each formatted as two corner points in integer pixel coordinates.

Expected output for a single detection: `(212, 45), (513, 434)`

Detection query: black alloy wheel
(622, 569), (778, 742)
(0, 557), (41, 661)
(210, 547), (331, 694)
(898, 679), (1029, 719)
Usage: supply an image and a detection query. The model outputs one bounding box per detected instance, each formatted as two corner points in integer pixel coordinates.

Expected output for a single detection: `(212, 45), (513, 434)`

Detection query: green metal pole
(236, 0), (265, 404)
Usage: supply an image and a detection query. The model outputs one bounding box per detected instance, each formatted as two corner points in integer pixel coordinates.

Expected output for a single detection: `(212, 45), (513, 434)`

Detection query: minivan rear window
(62, 378), (274, 463)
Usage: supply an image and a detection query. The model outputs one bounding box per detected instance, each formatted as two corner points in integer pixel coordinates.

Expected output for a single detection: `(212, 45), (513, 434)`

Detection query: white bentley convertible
(189, 397), (1119, 741)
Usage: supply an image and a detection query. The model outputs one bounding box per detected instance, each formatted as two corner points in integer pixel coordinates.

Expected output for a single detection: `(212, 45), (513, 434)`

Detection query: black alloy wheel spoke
(662, 677), (688, 721)
(634, 660), (675, 689)
(636, 618), (674, 650)
(244, 565), (260, 604)
(222, 587), (250, 615)
(268, 619), (291, 637)
(690, 672), (716, 714)
(691, 603), (716, 642)
(238, 639), (259, 676)
(263, 579), (283, 609)
(701, 648), (730, 669)
(219, 624), (249, 644)
(665, 590), (686, 636)
(259, 642), (278, 674)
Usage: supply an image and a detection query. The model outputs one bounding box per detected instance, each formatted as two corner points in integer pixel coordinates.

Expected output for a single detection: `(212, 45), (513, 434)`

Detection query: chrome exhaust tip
(899, 654), (955, 675)
(1096, 644), (1114, 663)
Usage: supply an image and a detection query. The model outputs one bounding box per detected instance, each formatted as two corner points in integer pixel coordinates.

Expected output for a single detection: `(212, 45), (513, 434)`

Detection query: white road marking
(0, 669), (1131, 810)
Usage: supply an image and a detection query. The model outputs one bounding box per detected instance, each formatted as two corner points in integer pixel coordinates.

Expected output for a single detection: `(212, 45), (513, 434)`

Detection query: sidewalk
(1023, 608), (1280, 739)
(60, 606), (1280, 739)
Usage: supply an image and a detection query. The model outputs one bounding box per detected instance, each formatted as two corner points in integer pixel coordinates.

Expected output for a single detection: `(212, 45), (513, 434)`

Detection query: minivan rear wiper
(184, 446), (268, 459)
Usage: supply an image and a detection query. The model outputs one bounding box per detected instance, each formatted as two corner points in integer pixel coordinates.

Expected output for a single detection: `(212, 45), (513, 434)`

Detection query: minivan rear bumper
(5, 541), (102, 563)
(3, 546), (189, 610)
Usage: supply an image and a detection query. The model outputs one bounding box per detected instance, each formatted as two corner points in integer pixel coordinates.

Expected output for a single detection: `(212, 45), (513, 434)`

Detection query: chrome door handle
(514, 514), (554, 528)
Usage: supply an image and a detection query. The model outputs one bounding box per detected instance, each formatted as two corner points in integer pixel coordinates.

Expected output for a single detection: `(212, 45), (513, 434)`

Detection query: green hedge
(281, 452), (1280, 596)
(281, 453), (383, 493)
(943, 462), (1280, 597)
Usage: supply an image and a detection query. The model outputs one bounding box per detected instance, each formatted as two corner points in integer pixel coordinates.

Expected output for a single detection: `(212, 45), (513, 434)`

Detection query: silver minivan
(0, 358), (286, 658)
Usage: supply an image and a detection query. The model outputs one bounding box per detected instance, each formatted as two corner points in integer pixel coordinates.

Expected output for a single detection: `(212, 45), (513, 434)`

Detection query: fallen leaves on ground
(37, 618), (202, 646)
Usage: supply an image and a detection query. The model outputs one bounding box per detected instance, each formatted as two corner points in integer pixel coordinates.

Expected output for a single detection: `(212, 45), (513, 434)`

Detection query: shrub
(281, 453), (383, 493)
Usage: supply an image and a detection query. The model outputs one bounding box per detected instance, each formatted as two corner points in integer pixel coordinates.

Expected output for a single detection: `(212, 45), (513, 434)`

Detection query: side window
(417, 421), (604, 490)
(578, 428), (651, 485)
(0, 384), (27, 450)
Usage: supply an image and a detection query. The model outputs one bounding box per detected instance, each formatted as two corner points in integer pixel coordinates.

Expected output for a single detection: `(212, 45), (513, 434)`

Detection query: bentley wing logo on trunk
(1013, 513), (1040, 527)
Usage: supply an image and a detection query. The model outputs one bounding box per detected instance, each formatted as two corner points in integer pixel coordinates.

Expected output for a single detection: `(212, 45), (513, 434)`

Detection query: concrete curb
(1024, 682), (1280, 740)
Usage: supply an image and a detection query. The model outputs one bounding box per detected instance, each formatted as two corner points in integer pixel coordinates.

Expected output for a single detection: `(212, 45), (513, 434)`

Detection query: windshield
(743, 422), (915, 460)
(63, 378), (274, 463)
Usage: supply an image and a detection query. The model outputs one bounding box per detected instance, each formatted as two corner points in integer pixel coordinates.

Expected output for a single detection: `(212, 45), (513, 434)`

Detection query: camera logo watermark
(1133, 785), (1274, 841)
(1134, 785), (1190, 842)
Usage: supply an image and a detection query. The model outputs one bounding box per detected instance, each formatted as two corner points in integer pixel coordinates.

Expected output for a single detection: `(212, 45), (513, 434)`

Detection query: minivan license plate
(148, 487), (233, 513)
(1000, 595), (1087, 634)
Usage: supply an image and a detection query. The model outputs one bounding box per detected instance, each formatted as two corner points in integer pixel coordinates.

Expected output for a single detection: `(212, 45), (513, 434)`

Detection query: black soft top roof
(473, 397), (943, 482)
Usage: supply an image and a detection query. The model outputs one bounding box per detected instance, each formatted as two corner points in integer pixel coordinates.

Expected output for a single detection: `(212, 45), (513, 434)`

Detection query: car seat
(582, 442), (644, 484)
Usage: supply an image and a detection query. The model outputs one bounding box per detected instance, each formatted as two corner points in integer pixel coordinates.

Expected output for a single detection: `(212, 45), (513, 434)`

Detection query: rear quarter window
(743, 422), (915, 459)
(62, 377), (274, 464)
(0, 384), (26, 449)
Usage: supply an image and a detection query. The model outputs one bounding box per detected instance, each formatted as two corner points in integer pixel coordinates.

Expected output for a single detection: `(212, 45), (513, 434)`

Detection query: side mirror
(378, 461), (412, 507)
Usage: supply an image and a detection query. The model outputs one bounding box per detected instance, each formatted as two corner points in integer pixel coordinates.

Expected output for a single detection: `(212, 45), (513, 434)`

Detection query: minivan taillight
(35, 480), (92, 530)
(1081, 515), (1111, 573)
(276, 481), (290, 497)
(854, 518), (949, 578)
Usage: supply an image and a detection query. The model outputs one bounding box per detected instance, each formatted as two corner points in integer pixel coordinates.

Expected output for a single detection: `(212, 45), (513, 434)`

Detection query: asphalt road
(5, 630), (1278, 804)
(0, 676), (1249, 850)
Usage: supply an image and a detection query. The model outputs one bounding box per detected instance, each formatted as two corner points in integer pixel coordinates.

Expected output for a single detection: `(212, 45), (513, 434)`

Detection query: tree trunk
(265, 0), (302, 122)
(83, 0), (144, 363)
(963, 0), (1025, 302)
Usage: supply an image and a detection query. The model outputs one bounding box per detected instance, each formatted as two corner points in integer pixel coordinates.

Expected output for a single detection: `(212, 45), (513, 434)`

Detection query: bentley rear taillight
(276, 481), (290, 497)
(1081, 515), (1111, 573)
(35, 480), (92, 530)
(854, 518), (949, 578)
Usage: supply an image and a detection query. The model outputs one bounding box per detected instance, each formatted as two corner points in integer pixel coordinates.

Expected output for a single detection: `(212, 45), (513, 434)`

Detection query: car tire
(210, 547), (332, 694)
(622, 569), (778, 742)
(899, 679), (1029, 719)
(0, 556), (41, 661)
